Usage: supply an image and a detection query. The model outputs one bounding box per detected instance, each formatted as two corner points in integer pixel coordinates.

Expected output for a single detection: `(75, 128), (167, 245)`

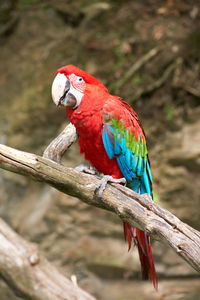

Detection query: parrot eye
(78, 77), (83, 82)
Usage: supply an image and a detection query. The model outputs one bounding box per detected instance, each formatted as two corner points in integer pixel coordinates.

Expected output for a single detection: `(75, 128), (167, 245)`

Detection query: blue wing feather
(102, 125), (114, 159)
(137, 156), (143, 177)
(117, 155), (134, 181)
(125, 147), (132, 167)
(142, 171), (152, 195)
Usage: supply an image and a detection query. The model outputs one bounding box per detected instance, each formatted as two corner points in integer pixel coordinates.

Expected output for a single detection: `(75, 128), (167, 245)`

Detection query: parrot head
(51, 65), (107, 110)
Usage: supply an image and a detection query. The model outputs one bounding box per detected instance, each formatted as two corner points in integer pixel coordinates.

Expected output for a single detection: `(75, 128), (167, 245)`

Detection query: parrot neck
(65, 86), (108, 135)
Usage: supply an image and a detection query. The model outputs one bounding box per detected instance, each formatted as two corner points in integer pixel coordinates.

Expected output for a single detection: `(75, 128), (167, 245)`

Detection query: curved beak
(56, 79), (70, 107)
(51, 73), (77, 109)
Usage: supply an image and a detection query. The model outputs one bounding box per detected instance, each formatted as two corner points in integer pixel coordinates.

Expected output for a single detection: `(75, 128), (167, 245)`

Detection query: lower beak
(58, 92), (77, 109)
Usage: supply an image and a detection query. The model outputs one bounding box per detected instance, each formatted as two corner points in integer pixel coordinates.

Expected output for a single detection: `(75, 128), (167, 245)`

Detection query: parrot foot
(75, 164), (99, 176)
(95, 175), (126, 199)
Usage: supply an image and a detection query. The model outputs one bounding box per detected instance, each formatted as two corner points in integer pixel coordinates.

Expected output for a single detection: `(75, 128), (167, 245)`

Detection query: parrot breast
(66, 95), (122, 178)
(79, 129), (122, 178)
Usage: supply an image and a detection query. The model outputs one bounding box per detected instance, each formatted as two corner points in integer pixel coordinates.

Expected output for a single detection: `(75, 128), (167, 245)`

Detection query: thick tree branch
(0, 217), (96, 300)
(0, 143), (200, 275)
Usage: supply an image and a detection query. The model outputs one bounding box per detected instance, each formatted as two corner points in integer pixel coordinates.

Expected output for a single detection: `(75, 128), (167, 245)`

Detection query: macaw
(51, 65), (157, 289)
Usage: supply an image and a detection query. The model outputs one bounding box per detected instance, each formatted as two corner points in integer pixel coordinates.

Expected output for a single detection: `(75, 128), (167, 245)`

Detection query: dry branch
(43, 123), (78, 163)
(117, 47), (161, 89)
(172, 57), (200, 98)
(129, 59), (179, 102)
(0, 143), (200, 275)
(0, 217), (96, 300)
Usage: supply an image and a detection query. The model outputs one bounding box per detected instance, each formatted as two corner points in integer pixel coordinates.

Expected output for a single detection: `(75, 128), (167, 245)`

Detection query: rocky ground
(0, 0), (200, 299)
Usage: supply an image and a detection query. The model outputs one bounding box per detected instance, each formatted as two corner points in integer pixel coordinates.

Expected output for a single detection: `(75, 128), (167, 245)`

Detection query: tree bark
(0, 143), (200, 275)
(0, 217), (96, 300)
(43, 123), (78, 163)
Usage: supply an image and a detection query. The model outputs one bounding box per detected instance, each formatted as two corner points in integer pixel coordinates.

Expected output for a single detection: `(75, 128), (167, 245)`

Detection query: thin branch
(129, 59), (179, 102)
(0, 217), (96, 300)
(0, 143), (200, 274)
(117, 47), (161, 89)
(172, 58), (200, 98)
(183, 86), (200, 98)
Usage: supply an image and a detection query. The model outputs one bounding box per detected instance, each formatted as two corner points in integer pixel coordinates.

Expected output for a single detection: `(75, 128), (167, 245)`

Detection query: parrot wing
(102, 98), (153, 196)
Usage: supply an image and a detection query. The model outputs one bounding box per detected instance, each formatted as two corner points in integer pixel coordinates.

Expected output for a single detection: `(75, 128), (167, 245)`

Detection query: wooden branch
(0, 144), (200, 274)
(43, 123), (78, 163)
(0, 217), (96, 300)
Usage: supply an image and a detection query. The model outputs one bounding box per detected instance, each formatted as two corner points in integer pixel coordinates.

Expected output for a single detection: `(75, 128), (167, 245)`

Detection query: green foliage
(163, 103), (174, 121)
(19, 0), (38, 8)
(112, 45), (126, 72)
(131, 72), (145, 87)
(152, 189), (159, 203)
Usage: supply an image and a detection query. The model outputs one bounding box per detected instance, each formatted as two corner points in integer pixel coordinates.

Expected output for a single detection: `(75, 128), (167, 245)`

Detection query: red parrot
(51, 65), (157, 289)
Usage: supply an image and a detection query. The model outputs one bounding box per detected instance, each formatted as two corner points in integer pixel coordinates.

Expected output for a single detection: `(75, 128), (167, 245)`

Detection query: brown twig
(117, 47), (161, 89)
(130, 59), (179, 102)
(172, 57), (200, 98)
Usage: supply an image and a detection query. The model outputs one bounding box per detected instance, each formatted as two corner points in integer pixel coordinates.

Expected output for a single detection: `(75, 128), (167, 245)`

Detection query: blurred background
(0, 0), (200, 299)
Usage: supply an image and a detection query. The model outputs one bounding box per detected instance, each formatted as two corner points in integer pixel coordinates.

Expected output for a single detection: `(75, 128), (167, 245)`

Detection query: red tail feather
(123, 222), (158, 290)
(123, 222), (132, 251)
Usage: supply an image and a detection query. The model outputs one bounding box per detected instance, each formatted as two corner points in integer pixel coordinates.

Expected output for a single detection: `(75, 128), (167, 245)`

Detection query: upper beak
(56, 80), (70, 107)
(51, 73), (77, 109)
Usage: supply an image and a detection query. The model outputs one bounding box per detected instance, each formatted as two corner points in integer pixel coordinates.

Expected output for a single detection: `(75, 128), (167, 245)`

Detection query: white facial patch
(51, 73), (67, 106)
(68, 73), (85, 108)
(68, 84), (84, 108)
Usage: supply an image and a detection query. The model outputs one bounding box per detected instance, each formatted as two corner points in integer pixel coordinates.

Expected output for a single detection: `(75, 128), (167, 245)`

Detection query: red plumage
(56, 65), (157, 289)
